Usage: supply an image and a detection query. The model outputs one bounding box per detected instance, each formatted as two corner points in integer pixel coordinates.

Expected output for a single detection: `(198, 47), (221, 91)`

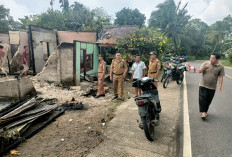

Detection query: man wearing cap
(148, 51), (162, 88)
(95, 54), (106, 98)
(148, 51), (162, 113)
(110, 52), (128, 101)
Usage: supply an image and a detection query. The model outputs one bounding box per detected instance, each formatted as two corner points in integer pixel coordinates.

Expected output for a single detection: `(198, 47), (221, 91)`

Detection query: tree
(64, 2), (91, 31)
(19, 1), (112, 31)
(149, 0), (176, 30)
(206, 15), (232, 53)
(19, 10), (67, 31)
(179, 19), (209, 56)
(59, 0), (69, 12)
(116, 28), (172, 55)
(149, 0), (191, 53)
(0, 5), (21, 33)
(114, 8), (146, 27)
(83, 7), (111, 32)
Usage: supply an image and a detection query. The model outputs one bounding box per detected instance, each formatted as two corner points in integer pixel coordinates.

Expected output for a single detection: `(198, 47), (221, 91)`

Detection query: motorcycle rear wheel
(141, 116), (155, 141)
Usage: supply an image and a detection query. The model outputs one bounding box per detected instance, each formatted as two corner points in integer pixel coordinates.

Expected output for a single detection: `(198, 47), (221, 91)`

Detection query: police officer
(148, 51), (161, 88)
(148, 51), (162, 113)
(110, 52), (128, 101)
(95, 54), (106, 98)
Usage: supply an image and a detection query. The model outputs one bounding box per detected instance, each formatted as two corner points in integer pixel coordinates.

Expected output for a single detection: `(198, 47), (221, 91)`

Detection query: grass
(188, 56), (196, 61)
(221, 60), (232, 67)
(188, 56), (209, 61)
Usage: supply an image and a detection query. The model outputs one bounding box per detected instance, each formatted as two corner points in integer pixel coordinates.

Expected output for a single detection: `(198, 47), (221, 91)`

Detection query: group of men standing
(95, 51), (225, 120)
(95, 51), (162, 101)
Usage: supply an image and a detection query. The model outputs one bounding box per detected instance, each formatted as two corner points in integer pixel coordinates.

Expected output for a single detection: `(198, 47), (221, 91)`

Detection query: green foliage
(83, 7), (111, 31)
(227, 49), (232, 63)
(22, 10), (67, 30)
(180, 19), (210, 56)
(149, 0), (176, 30)
(19, 1), (112, 32)
(222, 59), (232, 67)
(206, 15), (232, 53)
(0, 5), (21, 33)
(115, 8), (146, 27)
(149, 0), (191, 53)
(0, 5), (10, 33)
(59, 0), (69, 12)
(116, 28), (173, 57)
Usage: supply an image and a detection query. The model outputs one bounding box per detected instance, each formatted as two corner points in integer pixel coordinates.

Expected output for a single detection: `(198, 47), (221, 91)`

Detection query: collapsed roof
(97, 25), (139, 47)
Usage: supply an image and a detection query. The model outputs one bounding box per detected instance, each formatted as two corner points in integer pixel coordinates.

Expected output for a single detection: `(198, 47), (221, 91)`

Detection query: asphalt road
(186, 61), (232, 157)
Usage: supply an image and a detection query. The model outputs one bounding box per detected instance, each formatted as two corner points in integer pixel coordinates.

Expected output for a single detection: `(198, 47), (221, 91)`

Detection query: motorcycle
(134, 77), (161, 141)
(161, 61), (173, 82)
(163, 63), (187, 88)
(161, 65), (168, 83)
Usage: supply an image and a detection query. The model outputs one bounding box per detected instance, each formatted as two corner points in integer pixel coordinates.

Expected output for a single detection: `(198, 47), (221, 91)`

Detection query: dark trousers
(199, 86), (215, 112)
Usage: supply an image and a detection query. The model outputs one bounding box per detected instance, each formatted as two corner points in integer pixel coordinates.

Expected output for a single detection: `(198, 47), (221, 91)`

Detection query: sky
(0, 0), (232, 25)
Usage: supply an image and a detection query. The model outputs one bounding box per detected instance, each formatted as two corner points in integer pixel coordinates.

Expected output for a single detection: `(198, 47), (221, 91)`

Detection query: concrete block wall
(35, 51), (59, 83)
(0, 77), (36, 100)
(59, 46), (74, 85)
(0, 79), (19, 99)
(32, 29), (57, 73)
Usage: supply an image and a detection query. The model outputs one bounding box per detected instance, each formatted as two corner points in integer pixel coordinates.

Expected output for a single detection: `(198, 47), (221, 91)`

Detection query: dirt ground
(4, 77), (135, 157)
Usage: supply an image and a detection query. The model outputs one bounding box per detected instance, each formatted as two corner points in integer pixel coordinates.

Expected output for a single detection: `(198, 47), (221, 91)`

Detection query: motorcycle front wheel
(161, 74), (166, 82)
(163, 75), (171, 88)
(141, 116), (155, 141)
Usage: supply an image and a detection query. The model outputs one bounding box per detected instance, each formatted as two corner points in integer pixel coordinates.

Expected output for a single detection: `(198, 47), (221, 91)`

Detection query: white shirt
(131, 61), (146, 79)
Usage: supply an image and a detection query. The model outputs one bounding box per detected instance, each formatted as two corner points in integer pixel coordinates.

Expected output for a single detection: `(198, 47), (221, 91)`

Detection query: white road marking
(183, 72), (192, 157)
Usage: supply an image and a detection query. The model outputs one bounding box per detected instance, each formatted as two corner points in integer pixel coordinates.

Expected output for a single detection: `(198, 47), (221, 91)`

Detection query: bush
(188, 56), (196, 61)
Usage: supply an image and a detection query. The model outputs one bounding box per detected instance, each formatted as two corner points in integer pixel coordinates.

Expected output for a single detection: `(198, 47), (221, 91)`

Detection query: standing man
(131, 54), (146, 97)
(21, 46), (29, 76)
(148, 51), (162, 88)
(95, 54), (106, 98)
(110, 52), (128, 101)
(198, 53), (225, 118)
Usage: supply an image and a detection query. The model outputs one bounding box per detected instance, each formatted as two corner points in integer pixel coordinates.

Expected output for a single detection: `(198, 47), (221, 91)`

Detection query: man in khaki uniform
(110, 52), (128, 101)
(95, 54), (106, 98)
(148, 51), (161, 88)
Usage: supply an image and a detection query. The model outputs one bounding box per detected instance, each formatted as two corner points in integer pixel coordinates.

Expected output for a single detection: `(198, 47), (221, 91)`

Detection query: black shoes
(95, 94), (105, 98)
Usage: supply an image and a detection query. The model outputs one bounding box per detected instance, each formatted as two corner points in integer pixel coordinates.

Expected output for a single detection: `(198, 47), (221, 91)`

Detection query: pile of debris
(0, 97), (67, 155)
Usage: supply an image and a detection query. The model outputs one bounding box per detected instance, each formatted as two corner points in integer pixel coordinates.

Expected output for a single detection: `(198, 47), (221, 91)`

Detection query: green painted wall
(76, 42), (81, 85)
(75, 42), (99, 85)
